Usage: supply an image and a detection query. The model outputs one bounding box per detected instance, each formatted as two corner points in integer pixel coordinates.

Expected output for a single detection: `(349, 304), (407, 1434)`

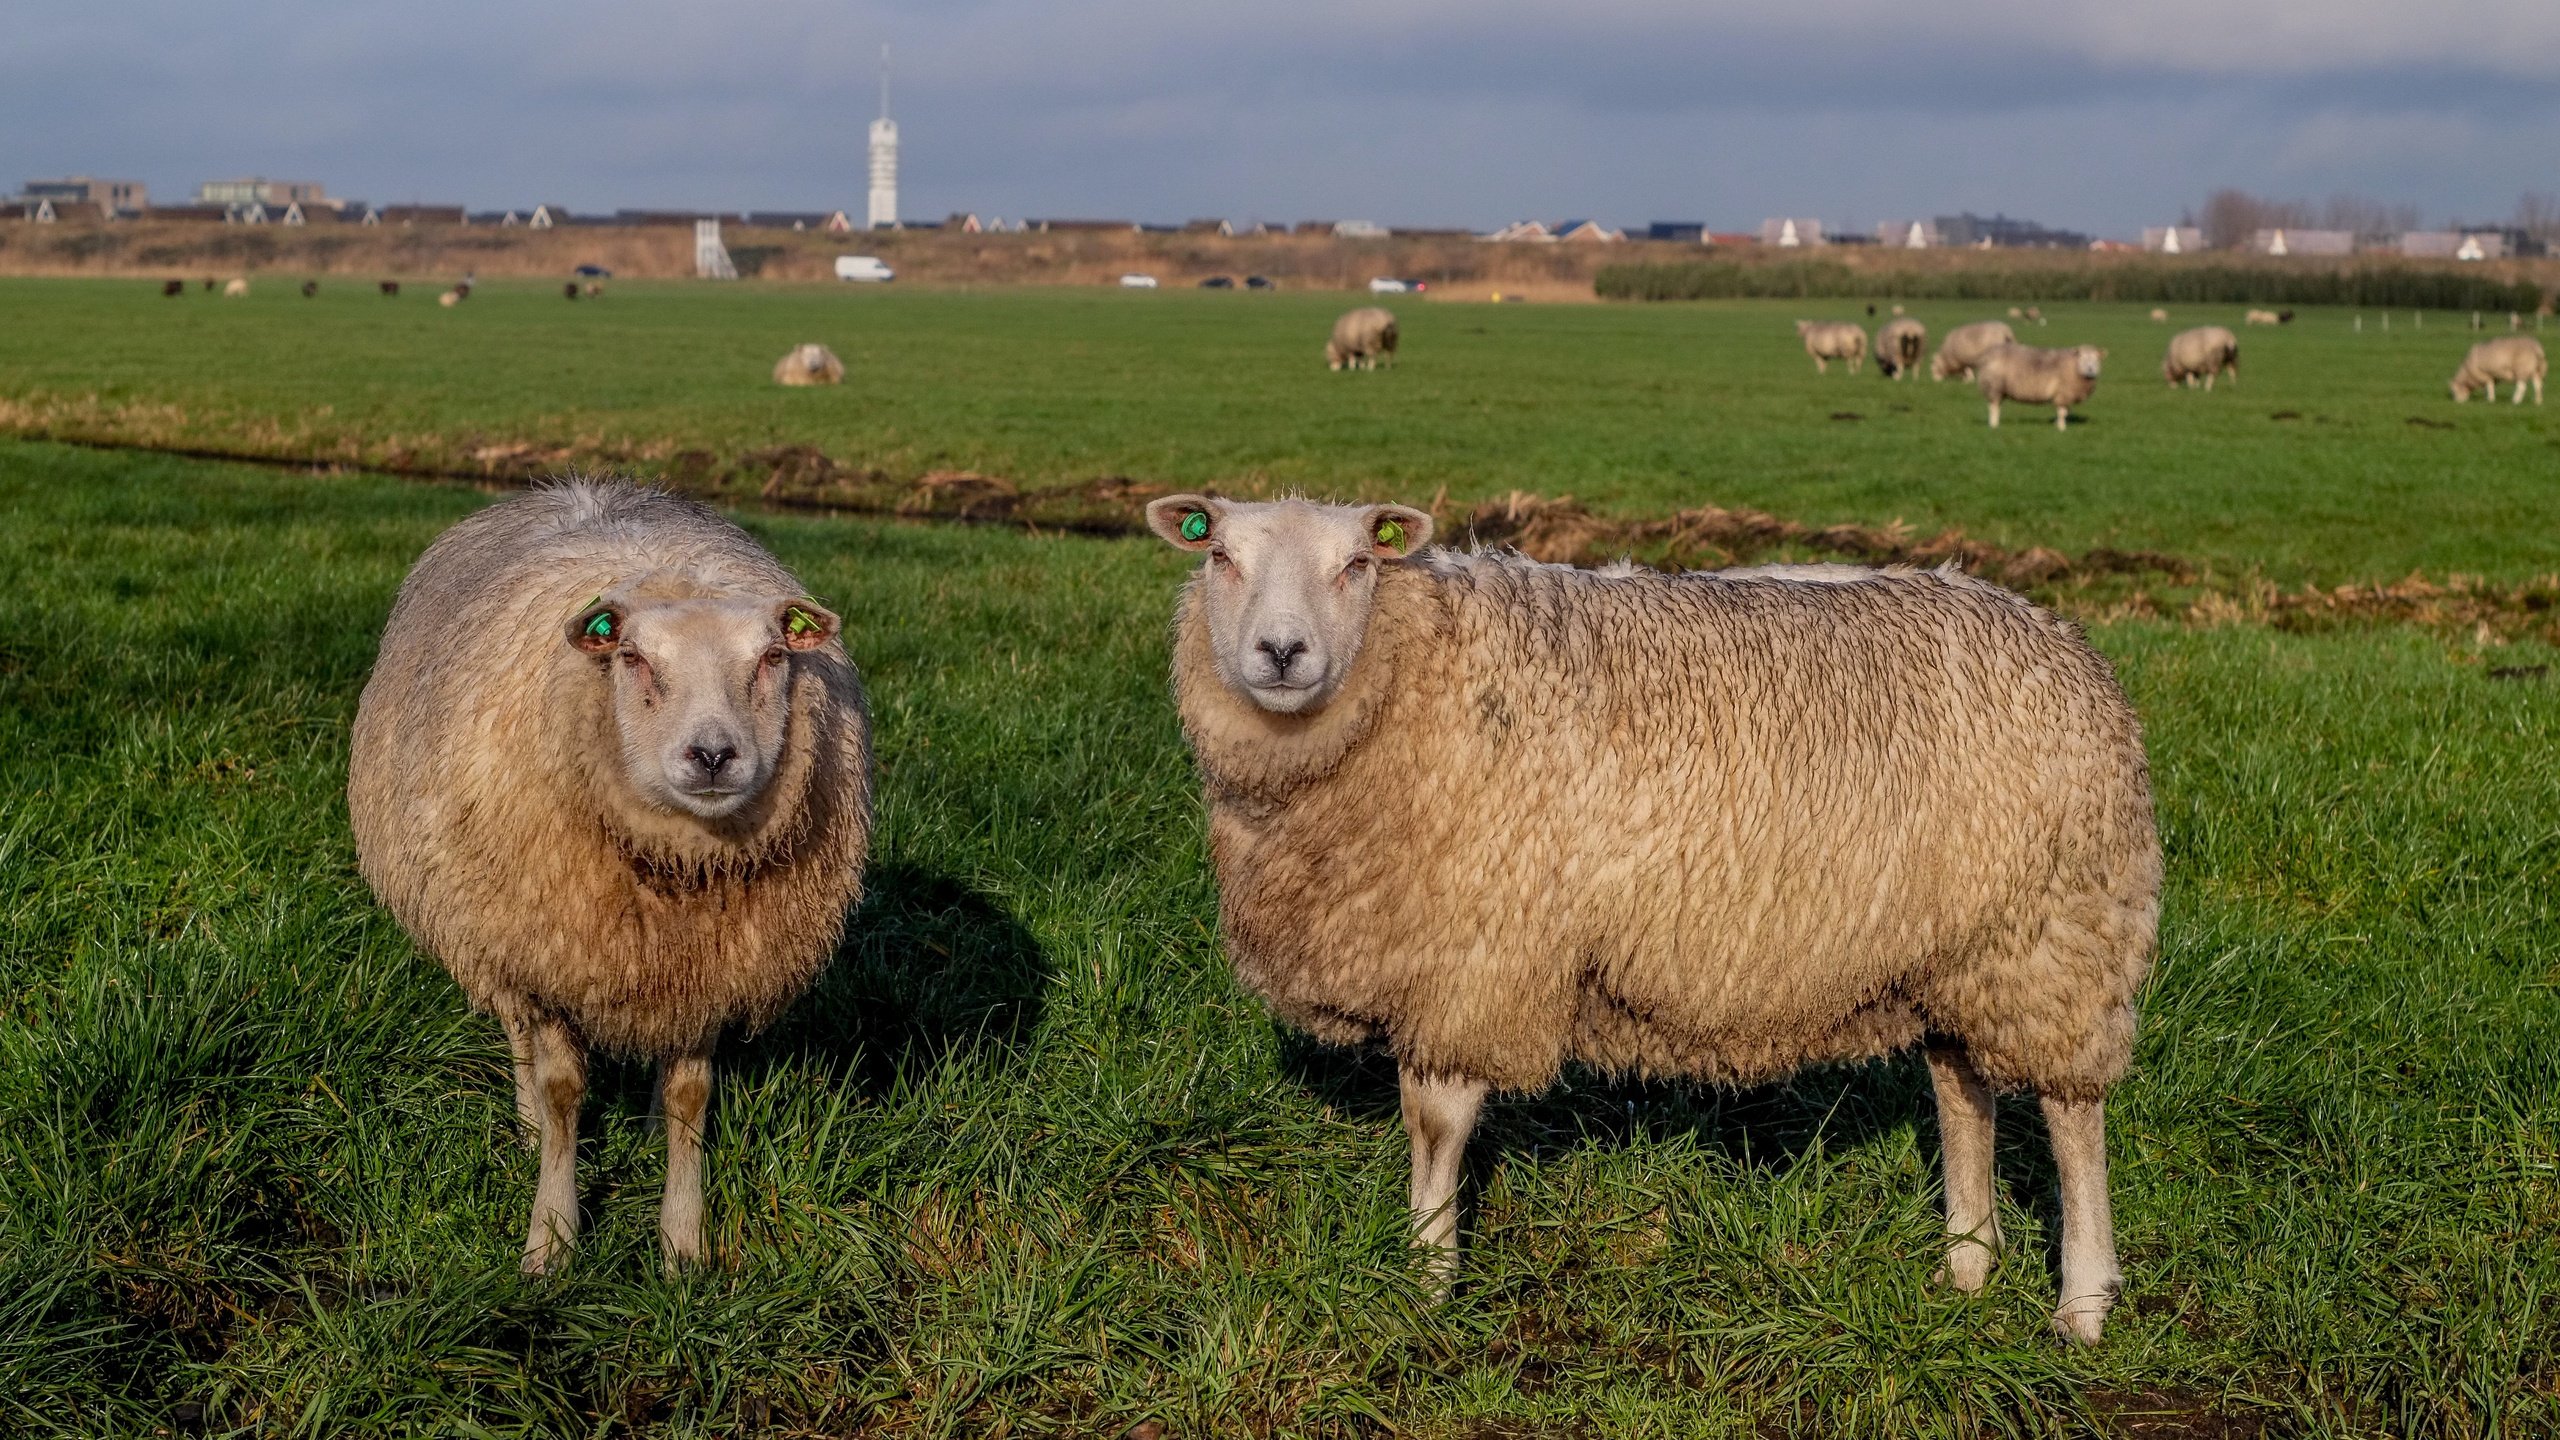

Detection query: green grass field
(2, 275), (2558, 1436)
(1, 278), (2556, 586)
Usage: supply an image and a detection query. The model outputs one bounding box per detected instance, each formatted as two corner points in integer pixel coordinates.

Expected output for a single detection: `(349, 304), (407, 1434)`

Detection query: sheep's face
(1147, 495), (1433, 715)
(2450, 374), (2474, 402)
(2074, 346), (2106, 379)
(568, 593), (840, 819)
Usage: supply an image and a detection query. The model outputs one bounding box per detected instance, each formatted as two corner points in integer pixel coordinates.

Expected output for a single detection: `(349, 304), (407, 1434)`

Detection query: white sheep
(2450, 336), (2546, 404)
(2161, 327), (2239, 390)
(1144, 494), (2160, 1345)
(1327, 307), (1399, 370)
(1875, 316), (1929, 380)
(1795, 320), (1867, 374)
(223, 278), (249, 298)
(773, 343), (846, 386)
(1931, 321), (2017, 381)
(1977, 343), (2104, 429)
(348, 481), (873, 1274)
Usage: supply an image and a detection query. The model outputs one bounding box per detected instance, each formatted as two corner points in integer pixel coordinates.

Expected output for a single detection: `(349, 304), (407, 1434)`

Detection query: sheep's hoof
(521, 1243), (564, 1277)
(1936, 1244), (1997, 1294)
(2049, 1288), (2117, 1346)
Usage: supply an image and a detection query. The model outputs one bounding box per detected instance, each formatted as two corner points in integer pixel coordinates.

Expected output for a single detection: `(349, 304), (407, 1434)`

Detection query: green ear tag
(787, 607), (818, 637)
(584, 611), (614, 640)
(1180, 510), (1209, 543)
(1375, 518), (1406, 550)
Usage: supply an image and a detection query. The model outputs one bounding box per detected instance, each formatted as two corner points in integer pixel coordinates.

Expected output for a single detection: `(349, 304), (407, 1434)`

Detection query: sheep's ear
(1146, 494), (1221, 551)
(777, 598), (840, 651)
(1366, 503), (1433, 558)
(568, 597), (623, 654)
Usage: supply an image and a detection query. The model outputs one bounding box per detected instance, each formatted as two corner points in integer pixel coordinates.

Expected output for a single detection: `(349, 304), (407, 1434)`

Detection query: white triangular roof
(1778, 218), (1800, 246)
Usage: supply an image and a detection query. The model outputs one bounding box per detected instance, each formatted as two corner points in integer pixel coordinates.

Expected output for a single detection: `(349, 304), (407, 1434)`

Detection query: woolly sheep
(2161, 326), (2239, 390)
(1795, 319), (1867, 374)
(1977, 343), (2105, 429)
(1143, 494), (2160, 1344)
(773, 343), (846, 386)
(2449, 336), (2546, 404)
(300, 280), (319, 299)
(1875, 316), (1928, 380)
(161, 279), (184, 297)
(223, 278), (250, 297)
(348, 482), (873, 1274)
(438, 290), (463, 308)
(380, 280), (401, 297)
(2243, 309), (2281, 327)
(2149, 308), (2169, 323)
(2022, 305), (2046, 326)
(1931, 320), (2017, 381)
(1327, 307), (1400, 371)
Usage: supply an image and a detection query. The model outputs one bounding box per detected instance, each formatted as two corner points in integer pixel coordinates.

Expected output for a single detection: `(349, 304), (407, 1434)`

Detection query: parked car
(834, 255), (895, 283)
(1368, 276), (1410, 294)
(572, 264), (613, 279)
(1198, 275), (1236, 289)
(1244, 275), (1276, 290)
(1119, 273), (1160, 289)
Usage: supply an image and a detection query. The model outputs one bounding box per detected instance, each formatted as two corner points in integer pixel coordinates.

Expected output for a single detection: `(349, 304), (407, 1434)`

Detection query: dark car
(1198, 275), (1235, 289)
(573, 264), (613, 278)
(1244, 275), (1276, 290)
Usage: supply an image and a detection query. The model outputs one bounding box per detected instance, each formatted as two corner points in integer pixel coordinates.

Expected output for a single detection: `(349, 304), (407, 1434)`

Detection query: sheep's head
(2074, 346), (2107, 379)
(1147, 495), (1432, 715)
(567, 590), (840, 820)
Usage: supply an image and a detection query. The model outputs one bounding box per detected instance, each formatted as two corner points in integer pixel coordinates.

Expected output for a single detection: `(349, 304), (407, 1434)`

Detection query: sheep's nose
(1257, 638), (1307, 673)
(686, 744), (737, 778)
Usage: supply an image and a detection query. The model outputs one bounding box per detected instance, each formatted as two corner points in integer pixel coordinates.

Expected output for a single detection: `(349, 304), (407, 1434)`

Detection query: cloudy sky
(8, 1), (2556, 235)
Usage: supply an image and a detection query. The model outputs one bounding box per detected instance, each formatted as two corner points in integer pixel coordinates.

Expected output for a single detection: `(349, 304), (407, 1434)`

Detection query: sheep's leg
(500, 1004), (540, 1147)
(1925, 1044), (2002, 1292)
(1986, 398), (2001, 428)
(2041, 1093), (2120, 1345)
(1400, 1067), (1486, 1294)
(659, 1050), (714, 1272)
(2054, 405), (2069, 431)
(2484, 379), (2496, 402)
(522, 1018), (587, 1275)
(2515, 376), (2529, 406)
(1813, 356), (1827, 374)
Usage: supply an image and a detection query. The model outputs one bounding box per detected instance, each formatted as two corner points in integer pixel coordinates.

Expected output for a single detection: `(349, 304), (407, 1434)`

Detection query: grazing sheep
(379, 281), (401, 298)
(300, 280), (319, 299)
(1977, 343), (2105, 429)
(2449, 336), (2546, 404)
(1327, 307), (1400, 371)
(2149, 308), (2169, 323)
(2243, 310), (2279, 327)
(349, 481), (873, 1274)
(1143, 494), (2159, 1344)
(2278, 310), (2295, 324)
(223, 278), (250, 298)
(772, 343), (846, 386)
(1891, 304), (1907, 316)
(2007, 306), (2024, 319)
(584, 282), (605, 299)
(564, 282), (581, 300)
(200, 277), (217, 293)
(438, 290), (463, 308)
(161, 279), (184, 297)
(2161, 327), (2239, 390)
(2023, 305), (2046, 326)
(1931, 320), (2018, 381)
(1795, 320), (1867, 374)
(1875, 316), (1929, 380)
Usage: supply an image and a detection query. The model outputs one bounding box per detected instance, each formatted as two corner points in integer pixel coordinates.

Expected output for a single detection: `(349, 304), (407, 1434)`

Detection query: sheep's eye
(1344, 554), (1372, 574)
(619, 652), (645, 668)
(1208, 546), (1234, 569)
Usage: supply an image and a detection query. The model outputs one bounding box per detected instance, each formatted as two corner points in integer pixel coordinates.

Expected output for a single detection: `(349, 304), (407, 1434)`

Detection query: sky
(8, 0), (2558, 237)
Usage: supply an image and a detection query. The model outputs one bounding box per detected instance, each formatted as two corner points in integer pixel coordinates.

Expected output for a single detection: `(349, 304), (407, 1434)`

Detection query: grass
(2, 278), (2558, 586)
(4, 437), (2558, 1436)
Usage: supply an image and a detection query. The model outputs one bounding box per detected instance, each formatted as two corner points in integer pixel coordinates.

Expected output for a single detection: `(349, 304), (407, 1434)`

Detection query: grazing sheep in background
(2244, 310), (2281, 326)
(161, 279), (184, 297)
(1891, 304), (1907, 316)
(379, 281), (401, 297)
(2162, 327), (2240, 390)
(1327, 307), (1400, 371)
(1144, 494), (2159, 1344)
(349, 482), (873, 1274)
(772, 343), (846, 386)
(1875, 316), (1929, 380)
(2449, 336), (2546, 404)
(438, 290), (463, 308)
(223, 278), (249, 298)
(2023, 305), (2046, 326)
(301, 280), (319, 299)
(1932, 320), (2017, 381)
(584, 282), (605, 299)
(2007, 306), (2024, 319)
(2149, 308), (2169, 323)
(2278, 310), (2295, 324)
(1977, 343), (2105, 429)
(564, 282), (582, 300)
(1795, 320), (1867, 374)
(200, 277), (217, 292)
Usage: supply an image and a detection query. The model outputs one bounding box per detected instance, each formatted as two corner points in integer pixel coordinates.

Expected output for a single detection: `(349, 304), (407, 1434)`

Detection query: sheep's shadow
(1281, 1032), (2070, 1274)
(724, 860), (1051, 1090)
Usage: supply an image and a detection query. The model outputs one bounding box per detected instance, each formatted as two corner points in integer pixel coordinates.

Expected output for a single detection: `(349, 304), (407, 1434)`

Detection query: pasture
(0, 275), (2557, 1437)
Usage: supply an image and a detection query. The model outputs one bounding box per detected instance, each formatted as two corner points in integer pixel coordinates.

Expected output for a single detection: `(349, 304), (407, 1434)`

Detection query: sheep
(1891, 304), (1907, 316)
(1930, 320), (2017, 381)
(1327, 307), (1400, 371)
(379, 281), (401, 297)
(773, 343), (846, 386)
(1794, 320), (1867, 374)
(564, 282), (582, 300)
(200, 277), (217, 292)
(2149, 308), (2169, 323)
(161, 279), (184, 297)
(348, 481), (872, 1274)
(2449, 336), (2546, 404)
(2161, 326), (2239, 390)
(1142, 494), (2159, 1345)
(301, 280), (319, 299)
(223, 278), (250, 298)
(438, 290), (463, 308)
(584, 282), (605, 299)
(1976, 343), (2105, 429)
(2007, 306), (2024, 319)
(2023, 305), (2046, 326)
(1874, 317), (1929, 380)
(2243, 310), (2281, 327)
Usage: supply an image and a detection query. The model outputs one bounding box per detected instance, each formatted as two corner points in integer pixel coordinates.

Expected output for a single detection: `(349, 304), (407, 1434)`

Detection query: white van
(1118, 273), (1160, 289)
(834, 255), (895, 283)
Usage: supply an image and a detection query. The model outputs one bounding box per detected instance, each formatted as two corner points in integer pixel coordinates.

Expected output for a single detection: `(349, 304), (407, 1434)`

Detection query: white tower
(867, 45), (899, 230)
